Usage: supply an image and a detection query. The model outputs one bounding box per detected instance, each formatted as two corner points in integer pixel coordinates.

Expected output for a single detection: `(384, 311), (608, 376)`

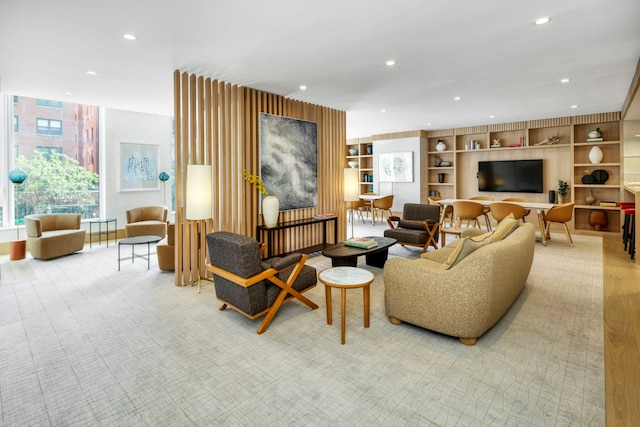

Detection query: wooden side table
(318, 267), (375, 344)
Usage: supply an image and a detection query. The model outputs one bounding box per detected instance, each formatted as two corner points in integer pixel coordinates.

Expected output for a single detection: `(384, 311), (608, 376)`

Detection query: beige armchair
(125, 205), (168, 238)
(25, 214), (86, 260)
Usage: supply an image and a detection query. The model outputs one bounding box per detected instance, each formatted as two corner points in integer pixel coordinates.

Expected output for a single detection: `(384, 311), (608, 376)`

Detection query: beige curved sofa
(25, 214), (86, 260)
(125, 205), (168, 238)
(384, 222), (535, 345)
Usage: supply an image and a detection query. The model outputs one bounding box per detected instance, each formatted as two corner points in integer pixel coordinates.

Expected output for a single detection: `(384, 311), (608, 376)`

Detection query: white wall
(102, 108), (173, 227)
(372, 136), (427, 212)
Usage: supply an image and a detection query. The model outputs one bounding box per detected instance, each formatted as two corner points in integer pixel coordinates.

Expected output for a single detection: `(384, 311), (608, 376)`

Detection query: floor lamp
(185, 164), (213, 293)
(159, 171), (170, 207)
(9, 168), (28, 260)
(344, 167), (360, 239)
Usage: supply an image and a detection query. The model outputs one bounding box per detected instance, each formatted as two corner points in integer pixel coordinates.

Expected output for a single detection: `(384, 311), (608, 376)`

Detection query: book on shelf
(598, 201), (617, 207)
(313, 213), (336, 219)
(344, 237), (378, 249)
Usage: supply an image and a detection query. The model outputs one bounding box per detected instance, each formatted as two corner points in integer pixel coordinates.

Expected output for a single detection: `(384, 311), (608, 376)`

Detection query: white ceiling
(1, 0), (639, 139)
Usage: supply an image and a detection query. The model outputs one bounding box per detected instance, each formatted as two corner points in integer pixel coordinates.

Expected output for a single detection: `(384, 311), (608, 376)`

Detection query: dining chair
(503, 197), (531, 222)
(489, 202), (526, 224)
(542, 203), (575, 246)
(428, 196), (454, 228)
(372, 195), (394, 224)
(452, 200), (485, 229)
(469, 196), (493, 231)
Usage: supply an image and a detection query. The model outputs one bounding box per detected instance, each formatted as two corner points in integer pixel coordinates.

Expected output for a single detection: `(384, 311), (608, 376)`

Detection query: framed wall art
(259, 113), (318, 210)
(378, 152), (413, 182)
(120, 142), (160, 191)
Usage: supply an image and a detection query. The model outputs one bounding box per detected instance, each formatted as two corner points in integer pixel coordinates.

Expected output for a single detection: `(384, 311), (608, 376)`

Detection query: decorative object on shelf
(591, 169), (609, 184)
(363, 173), (369, 182)
(587, 128), (603, 141)
(534, 133), (560, 145)
(439, 161), (452, 167)
(588, 145), (604, 164)
(581, 170), (595, 184)
(348, 148), (358, 156)
(585, 190), (596, 206)
(588, 210), (608, 231)
(369, 185), (373, 193)
(366, 145), (373, 155)
(262, 196), (280, 228)
(548, 190), (556, 204)
(242, 168), (278, 227)
(434, 155), (442, 166)
(557, 180), (568, 204)
(491, 139), (501, 148)
(438, 173), (445, 183)
(9, 168), (28, 260)
(347, 161), (358, 168)
(435, 139), (446, 152)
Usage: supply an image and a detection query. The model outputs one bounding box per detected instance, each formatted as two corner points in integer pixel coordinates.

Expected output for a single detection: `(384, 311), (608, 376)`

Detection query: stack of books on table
(313, 212), (336, 220)
(344, 237), (378, 249)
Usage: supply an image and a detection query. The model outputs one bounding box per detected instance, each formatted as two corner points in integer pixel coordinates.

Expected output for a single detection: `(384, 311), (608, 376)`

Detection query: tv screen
(478, 159), (543, 193)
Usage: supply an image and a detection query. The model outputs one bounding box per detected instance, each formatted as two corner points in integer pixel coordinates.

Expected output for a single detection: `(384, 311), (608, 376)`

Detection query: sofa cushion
(421, 245), (456, 263)
(440, 231), (493, 270)
(492, 213), (519, 242)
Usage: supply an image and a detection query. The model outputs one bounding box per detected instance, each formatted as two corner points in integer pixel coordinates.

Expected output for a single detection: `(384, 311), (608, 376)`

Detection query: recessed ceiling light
(534, 17), (551, 25)
(299, 85), (307, 90)
(385, 60), (395, 66)
(380, 109), (386, 113)
(489, 115), (495, 118)
(64, 92), (73, 96)
(453, 96), (461, 101)
(571, 105), (579, 109)
(560, 78), (571, 83)
(123, 33), (137, 41)
(426, 123), (432, 127)
(85, 71), (98, 76)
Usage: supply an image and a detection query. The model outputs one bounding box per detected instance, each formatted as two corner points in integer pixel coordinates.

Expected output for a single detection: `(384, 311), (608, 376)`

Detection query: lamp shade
(158, 171), (170, 182)
(9, 168), (27, 185)
(344, 168), (360, 202)
(186, 165), (212, 220)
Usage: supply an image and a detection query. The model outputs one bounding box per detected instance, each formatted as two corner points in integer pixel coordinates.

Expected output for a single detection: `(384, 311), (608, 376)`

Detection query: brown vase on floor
(588, 210), (609, 231)
(9, 240), (26, 260)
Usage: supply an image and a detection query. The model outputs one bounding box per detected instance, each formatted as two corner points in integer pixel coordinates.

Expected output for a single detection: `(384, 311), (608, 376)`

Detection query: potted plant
(557, 180), (569, 204)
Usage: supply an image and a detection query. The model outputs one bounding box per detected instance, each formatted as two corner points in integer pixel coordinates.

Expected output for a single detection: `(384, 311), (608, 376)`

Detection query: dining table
(437, 198), (556, 245)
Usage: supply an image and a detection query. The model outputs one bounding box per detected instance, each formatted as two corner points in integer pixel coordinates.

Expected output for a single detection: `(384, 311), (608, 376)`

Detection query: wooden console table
(256, 216), (338, 258)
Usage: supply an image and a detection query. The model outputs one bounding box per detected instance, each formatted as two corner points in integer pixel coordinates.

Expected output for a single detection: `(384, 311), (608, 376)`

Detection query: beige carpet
(0, 231), (603, 425)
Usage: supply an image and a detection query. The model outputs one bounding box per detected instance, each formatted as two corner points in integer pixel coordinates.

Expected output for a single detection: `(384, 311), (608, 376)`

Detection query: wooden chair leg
(562, 223), (574, 246)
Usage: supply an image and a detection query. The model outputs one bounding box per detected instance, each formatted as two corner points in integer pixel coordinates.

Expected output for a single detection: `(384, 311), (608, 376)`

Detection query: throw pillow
(492, 213), (520, 242)
(440, 231), (493, 270)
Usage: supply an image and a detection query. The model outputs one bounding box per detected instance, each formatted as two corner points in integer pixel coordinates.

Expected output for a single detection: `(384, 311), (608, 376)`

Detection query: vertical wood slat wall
(173, 70), (347, 286)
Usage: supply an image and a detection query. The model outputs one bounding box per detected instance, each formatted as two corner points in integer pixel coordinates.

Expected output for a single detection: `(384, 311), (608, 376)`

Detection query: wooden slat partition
(173, 71), (347, 285)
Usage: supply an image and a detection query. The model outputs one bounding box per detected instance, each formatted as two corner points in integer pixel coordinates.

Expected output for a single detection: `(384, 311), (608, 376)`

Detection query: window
(36, 146), (63, 159)
(13, 115), (18, 133)
(36, 118), (62, 136)
(36, 99), (63, 108)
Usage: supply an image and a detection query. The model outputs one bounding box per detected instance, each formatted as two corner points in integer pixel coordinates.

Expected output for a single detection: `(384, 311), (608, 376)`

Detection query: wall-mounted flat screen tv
(478, 159), (543, 193)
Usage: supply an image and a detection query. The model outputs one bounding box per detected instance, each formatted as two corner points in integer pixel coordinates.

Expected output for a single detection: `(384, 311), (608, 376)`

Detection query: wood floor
(603, 233), (640, 426)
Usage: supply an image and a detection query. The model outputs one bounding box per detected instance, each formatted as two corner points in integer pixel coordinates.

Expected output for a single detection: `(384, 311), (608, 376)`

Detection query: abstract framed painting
(119, 142), (160, 191)
(259, 113), (318, 210)
(378, 152), (413, 182)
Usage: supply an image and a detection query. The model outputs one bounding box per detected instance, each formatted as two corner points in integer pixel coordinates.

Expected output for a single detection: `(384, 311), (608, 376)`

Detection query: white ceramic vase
(262, 195), (280, 228)
(435, 140), (446, 152)
(589, 146), (603, 164)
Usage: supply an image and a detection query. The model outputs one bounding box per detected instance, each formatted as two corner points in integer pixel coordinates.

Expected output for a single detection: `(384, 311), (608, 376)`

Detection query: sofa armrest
(25, 217), (42, 238)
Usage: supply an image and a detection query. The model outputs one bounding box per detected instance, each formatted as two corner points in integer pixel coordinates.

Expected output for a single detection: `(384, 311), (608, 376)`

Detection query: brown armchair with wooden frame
(205, 231), (318, 334)
(384, 203), (441, 253)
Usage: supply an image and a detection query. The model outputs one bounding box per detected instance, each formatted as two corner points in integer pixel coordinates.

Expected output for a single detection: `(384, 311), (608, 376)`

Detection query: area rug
(277, 232), (605, 425)
(0, 259), (36, 285)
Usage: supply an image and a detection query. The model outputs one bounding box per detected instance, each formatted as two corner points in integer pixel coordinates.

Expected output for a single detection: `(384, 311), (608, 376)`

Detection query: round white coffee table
(318, 267), (375, 344)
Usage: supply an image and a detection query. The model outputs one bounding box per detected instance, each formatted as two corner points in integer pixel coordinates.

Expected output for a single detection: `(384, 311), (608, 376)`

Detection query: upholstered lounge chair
(384, 203), (441, 253)
(205, 231), (318, 334)
(125, 205), (168, 238)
